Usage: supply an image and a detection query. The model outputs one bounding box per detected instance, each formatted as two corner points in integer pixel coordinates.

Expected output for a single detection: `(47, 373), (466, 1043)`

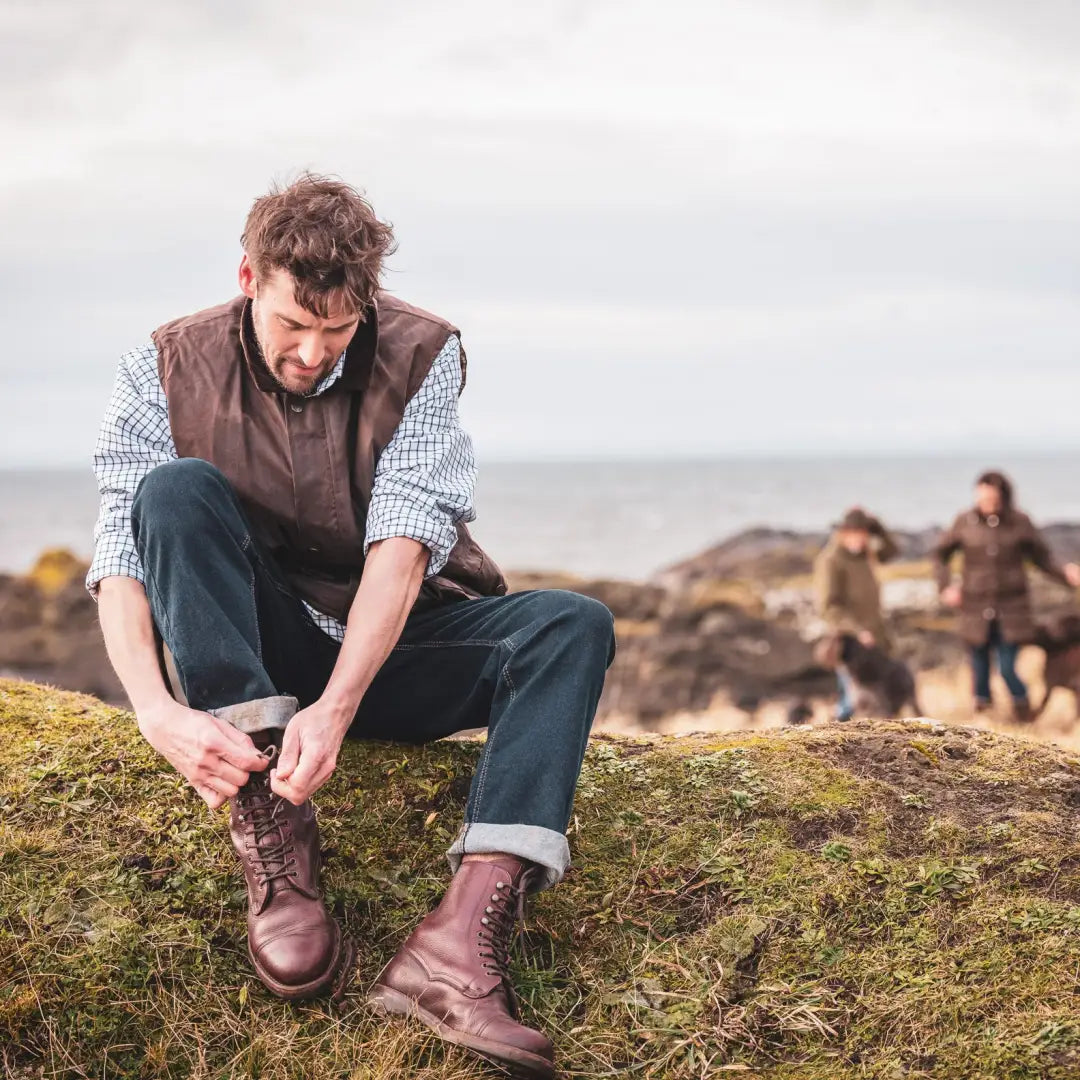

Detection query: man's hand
(271, 699), (352, 805)
(1066, 563), (1080, 589)
(857, 630), (876, 647)
(138, 699), (269, 810)
(941, 584), (963, 609)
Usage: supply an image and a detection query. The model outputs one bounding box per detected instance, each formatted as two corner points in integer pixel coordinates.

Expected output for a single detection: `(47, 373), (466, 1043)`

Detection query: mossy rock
(2, 679), (1080, 1079)
(25, 548), (85, 595)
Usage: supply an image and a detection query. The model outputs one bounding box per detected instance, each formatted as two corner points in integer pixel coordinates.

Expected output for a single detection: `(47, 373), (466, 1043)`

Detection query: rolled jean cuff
(447, 823), (570, 893)
(209, 695), (297, 735)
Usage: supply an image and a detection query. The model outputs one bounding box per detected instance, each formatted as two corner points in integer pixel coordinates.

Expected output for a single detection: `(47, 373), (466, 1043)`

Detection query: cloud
(2, 0), (1078, 464)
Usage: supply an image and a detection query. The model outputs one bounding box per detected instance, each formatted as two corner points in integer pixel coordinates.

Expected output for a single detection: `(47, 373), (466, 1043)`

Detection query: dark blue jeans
(970, 620), (1027, 704)
(130, 459), (616, 889)
(835, 671), (854, 721)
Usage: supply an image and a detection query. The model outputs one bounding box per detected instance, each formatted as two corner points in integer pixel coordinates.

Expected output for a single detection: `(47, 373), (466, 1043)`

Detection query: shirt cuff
(363, 519), (460, 578)
(86, 548), (146, 598)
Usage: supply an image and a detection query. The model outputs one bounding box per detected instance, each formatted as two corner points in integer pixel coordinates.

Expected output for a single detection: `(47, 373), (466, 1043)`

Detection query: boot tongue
(236, 740), (299, 905)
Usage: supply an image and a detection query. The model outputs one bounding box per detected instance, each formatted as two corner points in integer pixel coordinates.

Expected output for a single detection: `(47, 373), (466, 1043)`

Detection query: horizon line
(5, 448), (1080, 471)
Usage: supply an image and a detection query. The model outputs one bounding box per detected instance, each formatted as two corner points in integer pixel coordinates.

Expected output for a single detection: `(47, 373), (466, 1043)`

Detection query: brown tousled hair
(241, 173), (397, 318)
(976, 469), (1015, 513)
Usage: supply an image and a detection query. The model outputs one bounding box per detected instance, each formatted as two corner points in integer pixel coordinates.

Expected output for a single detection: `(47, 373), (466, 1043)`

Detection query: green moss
(3, 679), (1080, 1078)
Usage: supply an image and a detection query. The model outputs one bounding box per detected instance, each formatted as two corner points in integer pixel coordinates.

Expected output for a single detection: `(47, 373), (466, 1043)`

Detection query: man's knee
(533, 589), (616, 665)
(132, 459), (232, 536)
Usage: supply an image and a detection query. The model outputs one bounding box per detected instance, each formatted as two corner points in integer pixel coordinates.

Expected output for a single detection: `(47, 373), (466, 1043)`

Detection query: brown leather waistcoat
(153, 293), (505, 621)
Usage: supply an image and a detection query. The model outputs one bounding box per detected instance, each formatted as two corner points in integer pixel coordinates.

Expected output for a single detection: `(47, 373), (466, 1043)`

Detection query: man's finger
(209, 716), (271, 771)
(272, 747), (327, 803)
(208, 759), (250, 789)
(196, 783), (226, 810)
(276, 727), (301, 779)
(270, 772), (307, 806)
(202, 773), (240, 801)
(285, 747), (323, 792)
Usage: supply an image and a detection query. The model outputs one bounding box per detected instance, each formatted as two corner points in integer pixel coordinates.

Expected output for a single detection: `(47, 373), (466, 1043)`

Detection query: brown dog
(1032, 612), (1080, 721)
(814, 632), (922, 719)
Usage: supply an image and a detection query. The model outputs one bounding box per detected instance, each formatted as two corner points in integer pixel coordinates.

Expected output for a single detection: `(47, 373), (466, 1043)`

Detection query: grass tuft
(3, 679), (1080, 1078)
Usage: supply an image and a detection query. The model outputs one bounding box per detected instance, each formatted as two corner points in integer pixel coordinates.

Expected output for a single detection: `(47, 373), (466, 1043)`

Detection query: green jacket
(814, 530), (898, 653)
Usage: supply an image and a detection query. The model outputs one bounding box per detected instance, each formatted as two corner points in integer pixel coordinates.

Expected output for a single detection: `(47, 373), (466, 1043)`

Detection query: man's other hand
(270, 699), (351, 805)
(138, 700), (269, 810)
(941, 584), (963, 609)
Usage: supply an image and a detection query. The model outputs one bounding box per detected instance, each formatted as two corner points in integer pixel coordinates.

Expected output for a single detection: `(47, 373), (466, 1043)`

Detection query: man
(814, 507), (898, 722)
(88, 173), (615, 1079)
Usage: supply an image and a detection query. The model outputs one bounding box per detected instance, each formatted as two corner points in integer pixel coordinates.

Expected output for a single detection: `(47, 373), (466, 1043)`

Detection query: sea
(3, 455), (1079, 582)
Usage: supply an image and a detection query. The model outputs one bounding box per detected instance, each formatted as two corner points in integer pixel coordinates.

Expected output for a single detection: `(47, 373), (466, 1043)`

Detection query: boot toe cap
(253, 923), (338, 988)
(478, 1014), (555, 1062)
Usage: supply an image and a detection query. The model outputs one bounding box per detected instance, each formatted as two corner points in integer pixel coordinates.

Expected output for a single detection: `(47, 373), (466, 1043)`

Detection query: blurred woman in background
(936, 470), (1080, 721)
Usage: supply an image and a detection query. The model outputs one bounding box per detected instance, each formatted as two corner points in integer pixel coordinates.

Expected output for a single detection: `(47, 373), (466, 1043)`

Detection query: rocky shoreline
(6, 525), (1080, 729)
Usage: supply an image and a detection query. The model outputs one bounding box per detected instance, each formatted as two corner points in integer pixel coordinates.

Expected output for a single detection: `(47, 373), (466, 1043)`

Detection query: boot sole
(368, 983), (556, 1079)
(251, 928), (357, 1003)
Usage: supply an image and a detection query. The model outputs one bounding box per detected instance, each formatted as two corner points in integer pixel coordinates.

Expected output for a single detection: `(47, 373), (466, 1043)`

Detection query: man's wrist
(319, 687), (362, 732)
(134, 692), (178, 725)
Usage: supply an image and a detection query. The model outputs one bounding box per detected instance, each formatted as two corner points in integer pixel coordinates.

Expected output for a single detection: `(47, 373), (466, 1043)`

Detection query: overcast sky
(2, 0), (1078, 466)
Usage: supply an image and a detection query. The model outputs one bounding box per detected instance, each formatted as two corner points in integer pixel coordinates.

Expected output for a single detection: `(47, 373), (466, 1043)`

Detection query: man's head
(834, 507), (874, 554)
(239, 174), (396, 396)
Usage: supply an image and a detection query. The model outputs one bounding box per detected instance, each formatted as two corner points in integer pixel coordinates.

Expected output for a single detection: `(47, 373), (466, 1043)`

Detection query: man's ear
(238, 254), (258, 300)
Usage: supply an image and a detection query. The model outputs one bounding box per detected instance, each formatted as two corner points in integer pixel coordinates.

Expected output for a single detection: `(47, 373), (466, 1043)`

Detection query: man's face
(239, 259), (360, 396)
(839, 527), (869, 554)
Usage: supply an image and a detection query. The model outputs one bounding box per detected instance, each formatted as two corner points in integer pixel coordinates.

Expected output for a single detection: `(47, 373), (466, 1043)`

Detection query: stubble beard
(252, 316), (325, 397)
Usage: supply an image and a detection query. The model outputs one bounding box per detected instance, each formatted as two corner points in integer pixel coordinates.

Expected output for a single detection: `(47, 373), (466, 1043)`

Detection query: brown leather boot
(229, 729), (355, 1001)
(369, 856), (555, 1078)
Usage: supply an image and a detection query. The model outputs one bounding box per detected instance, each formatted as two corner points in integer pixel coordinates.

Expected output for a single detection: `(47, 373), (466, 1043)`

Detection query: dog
(1031, 612), (1080, 722)
(814, 632), (922, 719)
(786, 700), (815, 726)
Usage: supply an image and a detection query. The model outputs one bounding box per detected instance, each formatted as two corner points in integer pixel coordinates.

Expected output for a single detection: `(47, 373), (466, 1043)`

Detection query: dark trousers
(130, 459), (616, 887)
(970, 620), (1027, 704)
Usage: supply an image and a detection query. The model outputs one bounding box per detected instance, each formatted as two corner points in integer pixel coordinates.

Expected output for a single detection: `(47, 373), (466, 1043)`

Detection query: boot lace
(476, 877), (526, 980)
(235, 747), (297, 890)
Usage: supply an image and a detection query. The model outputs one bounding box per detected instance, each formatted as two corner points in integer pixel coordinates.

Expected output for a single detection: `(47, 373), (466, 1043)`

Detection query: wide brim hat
(833, 507), (876, 531)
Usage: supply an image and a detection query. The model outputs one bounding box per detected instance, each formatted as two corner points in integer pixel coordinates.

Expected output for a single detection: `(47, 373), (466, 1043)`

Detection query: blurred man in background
(815, 508), (899, 721)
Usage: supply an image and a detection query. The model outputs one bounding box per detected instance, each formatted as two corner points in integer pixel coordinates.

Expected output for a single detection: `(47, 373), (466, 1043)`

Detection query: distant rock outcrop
(6, 524), (1080, 726)
(0, 550), (122, 704)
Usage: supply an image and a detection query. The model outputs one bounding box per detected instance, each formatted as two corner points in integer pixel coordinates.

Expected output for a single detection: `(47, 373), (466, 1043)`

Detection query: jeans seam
(392, 639), (504, 651)
(463, 634), (520, 844)
(242, 534), (263, 665)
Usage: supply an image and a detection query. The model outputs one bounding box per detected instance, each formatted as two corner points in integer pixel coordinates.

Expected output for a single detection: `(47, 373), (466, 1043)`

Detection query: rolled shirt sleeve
(86, 344), (177, 595)
(364, 334), (476, 577)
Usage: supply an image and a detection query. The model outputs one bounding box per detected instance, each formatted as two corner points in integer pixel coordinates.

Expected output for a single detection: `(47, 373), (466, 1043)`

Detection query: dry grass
(4, 678), (1080, 1079)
